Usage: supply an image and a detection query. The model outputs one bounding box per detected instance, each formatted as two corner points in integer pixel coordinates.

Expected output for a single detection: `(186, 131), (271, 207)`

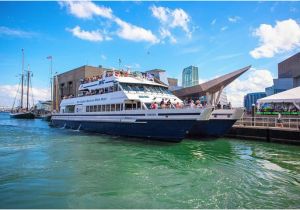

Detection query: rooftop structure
(266, 52), (300, 96)
(173, 65), (251, 105)
(278, 52), (300, 80)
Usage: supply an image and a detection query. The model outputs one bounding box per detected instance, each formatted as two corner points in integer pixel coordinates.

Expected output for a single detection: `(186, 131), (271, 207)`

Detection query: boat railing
(234, 116), (300, 130)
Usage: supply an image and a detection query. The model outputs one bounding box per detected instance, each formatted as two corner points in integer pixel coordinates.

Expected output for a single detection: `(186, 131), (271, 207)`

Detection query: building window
(60, 83), (65, 97)
(68, 81), (73, 95)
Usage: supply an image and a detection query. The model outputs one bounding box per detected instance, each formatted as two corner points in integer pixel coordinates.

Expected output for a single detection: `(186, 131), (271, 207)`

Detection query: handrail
(235, 116), (300, 130)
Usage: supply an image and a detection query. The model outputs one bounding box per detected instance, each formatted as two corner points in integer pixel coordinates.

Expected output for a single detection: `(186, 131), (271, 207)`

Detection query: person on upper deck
(160, 99), (166, 109)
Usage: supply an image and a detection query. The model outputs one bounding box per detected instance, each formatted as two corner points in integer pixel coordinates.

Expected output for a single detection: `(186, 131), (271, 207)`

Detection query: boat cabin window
(84, 103), (125, 112)
(119, 83), (171, 94)
(105, 104), (110, 112)
(124, 101), (141, 110)
(65, 105), (75, 113)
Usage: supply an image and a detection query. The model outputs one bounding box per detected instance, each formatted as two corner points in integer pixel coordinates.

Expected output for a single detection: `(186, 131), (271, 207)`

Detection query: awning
(257, 86), (300, 104)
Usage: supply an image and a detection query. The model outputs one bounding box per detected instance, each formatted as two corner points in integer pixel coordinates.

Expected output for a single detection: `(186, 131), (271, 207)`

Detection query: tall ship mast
(51, 69), (213, 142)
(10, 49), (35, 119)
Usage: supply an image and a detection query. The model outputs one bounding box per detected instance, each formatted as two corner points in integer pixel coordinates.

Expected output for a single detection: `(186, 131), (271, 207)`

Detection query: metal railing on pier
(235, 117), (300, 130)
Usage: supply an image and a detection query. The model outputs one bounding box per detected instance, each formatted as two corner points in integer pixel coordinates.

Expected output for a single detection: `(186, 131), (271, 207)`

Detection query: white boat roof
(116, 76), (167, 87)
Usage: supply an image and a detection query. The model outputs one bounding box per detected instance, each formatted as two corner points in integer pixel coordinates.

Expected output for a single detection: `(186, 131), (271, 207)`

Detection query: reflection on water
(0, 113), (299, 208)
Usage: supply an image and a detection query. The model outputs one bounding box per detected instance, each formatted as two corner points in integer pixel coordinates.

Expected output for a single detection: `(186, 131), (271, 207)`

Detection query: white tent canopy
(257, 86), (300, 107)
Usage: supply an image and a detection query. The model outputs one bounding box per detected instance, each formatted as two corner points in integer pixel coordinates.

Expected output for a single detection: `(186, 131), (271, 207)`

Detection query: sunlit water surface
(0, 113), (299, 208)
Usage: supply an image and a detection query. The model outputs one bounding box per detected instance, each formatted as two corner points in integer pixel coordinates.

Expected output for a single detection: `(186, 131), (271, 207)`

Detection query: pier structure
(227, 116), (300, 144)
(173, 65), (251, 106)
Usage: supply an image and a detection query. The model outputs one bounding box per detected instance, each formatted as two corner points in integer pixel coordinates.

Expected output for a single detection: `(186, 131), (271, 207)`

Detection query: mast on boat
(26, 65), (30, 111)
(20, 49), (24, 109)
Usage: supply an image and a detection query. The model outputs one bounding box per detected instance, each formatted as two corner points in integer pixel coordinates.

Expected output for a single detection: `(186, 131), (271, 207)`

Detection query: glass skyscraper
(182, 66), (199, 88)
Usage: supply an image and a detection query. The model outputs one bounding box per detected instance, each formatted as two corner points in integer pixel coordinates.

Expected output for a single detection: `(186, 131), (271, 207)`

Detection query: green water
(0, 113), (299, 208)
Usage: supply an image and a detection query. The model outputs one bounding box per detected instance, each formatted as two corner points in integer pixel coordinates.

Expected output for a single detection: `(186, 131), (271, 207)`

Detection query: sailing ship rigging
(10, 49), (35, 119)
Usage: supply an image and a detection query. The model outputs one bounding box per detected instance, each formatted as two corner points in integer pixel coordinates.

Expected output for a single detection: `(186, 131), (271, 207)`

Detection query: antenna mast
(26, 65), (30, 111)
(20, 49), (24, 109)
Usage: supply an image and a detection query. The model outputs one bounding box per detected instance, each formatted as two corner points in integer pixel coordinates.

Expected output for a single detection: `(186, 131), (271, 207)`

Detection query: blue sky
(0, 1), (300, 107)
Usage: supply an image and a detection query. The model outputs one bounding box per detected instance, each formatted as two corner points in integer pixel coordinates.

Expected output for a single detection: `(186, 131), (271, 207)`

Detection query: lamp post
(251, 104), (255, 126)
(46, 56), (53, 110)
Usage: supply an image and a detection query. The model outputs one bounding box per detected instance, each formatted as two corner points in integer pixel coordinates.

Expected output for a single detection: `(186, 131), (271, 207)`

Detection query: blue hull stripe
(52, 119), (196, 142)
(189, 119), (237, 138)
(53, 113), (201, 117)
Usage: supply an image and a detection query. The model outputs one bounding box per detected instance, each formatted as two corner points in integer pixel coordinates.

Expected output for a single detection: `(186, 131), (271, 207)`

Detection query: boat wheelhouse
(51, 70), (213, 142)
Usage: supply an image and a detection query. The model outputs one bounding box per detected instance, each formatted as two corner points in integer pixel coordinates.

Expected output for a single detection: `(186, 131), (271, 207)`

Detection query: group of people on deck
(150, 98), (207, 110)
(81, 70), (137, 84)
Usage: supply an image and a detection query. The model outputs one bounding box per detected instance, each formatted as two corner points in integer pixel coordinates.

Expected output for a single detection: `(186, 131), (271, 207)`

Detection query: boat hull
(51, 118), (196, 142)
(188, 119), (237, 138)
(10, 112), (35, 119)
(188, 108), (244, 138)
(41, 114), (52, 121)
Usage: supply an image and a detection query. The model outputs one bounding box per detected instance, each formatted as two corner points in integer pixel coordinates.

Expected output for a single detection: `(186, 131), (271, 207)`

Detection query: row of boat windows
(86, 103), (142, 112)
(80, 84), (120, 96)
(79, 83), (171, 97)
(120, 83), (172, 94)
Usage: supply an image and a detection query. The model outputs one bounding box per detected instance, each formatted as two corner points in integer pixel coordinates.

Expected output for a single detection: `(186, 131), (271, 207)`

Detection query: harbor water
(0, 113), (299, 208)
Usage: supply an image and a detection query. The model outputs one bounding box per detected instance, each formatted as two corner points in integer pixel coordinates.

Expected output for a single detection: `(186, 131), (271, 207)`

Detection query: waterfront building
(244, 92), (266, 112)
(53, 65), (110, 111)
(265, 52), (300, 96)
(182, 66), (199, 88)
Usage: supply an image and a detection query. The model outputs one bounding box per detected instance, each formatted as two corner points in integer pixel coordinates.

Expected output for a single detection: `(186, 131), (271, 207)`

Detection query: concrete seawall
(226, 126), (300, 145)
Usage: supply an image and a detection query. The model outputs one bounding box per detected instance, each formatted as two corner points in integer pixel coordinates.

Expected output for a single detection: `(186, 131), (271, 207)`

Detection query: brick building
(53, 65), (110, 110)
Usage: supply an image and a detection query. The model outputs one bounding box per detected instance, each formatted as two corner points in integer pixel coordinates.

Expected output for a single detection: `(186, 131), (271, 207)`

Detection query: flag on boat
(46, 56), (52, 59)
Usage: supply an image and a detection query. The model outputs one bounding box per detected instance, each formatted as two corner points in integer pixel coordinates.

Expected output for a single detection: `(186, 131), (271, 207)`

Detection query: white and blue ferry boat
(51, 70), (213, 142)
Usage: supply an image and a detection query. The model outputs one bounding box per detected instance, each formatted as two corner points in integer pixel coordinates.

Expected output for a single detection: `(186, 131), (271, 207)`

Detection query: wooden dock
(226, 125), (300, 145)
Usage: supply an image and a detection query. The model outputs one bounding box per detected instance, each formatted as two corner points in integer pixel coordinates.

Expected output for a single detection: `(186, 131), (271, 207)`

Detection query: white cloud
(59, 0), (113, 19)
(159, 27), (177, 43)
(67, 26), (111, 42)
(250, 19), (300, 59)
(60, 0), (158, 44)
(228, 16), (241, 23)
(114, 18), (159, 44)
(101, 54), (107, 60)
(221, 26), (228, 31)
(226, 68), (273, 107)
(150, 5), (191, 42)
(211, 19), (217, 25)
(0, 26), (36, 38)
(171, 8), (190, 35)
(0, 84), (50, 107)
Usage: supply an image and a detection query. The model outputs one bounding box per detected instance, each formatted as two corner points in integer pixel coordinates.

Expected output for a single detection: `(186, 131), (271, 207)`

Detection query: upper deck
(78, 70), (167, 92)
